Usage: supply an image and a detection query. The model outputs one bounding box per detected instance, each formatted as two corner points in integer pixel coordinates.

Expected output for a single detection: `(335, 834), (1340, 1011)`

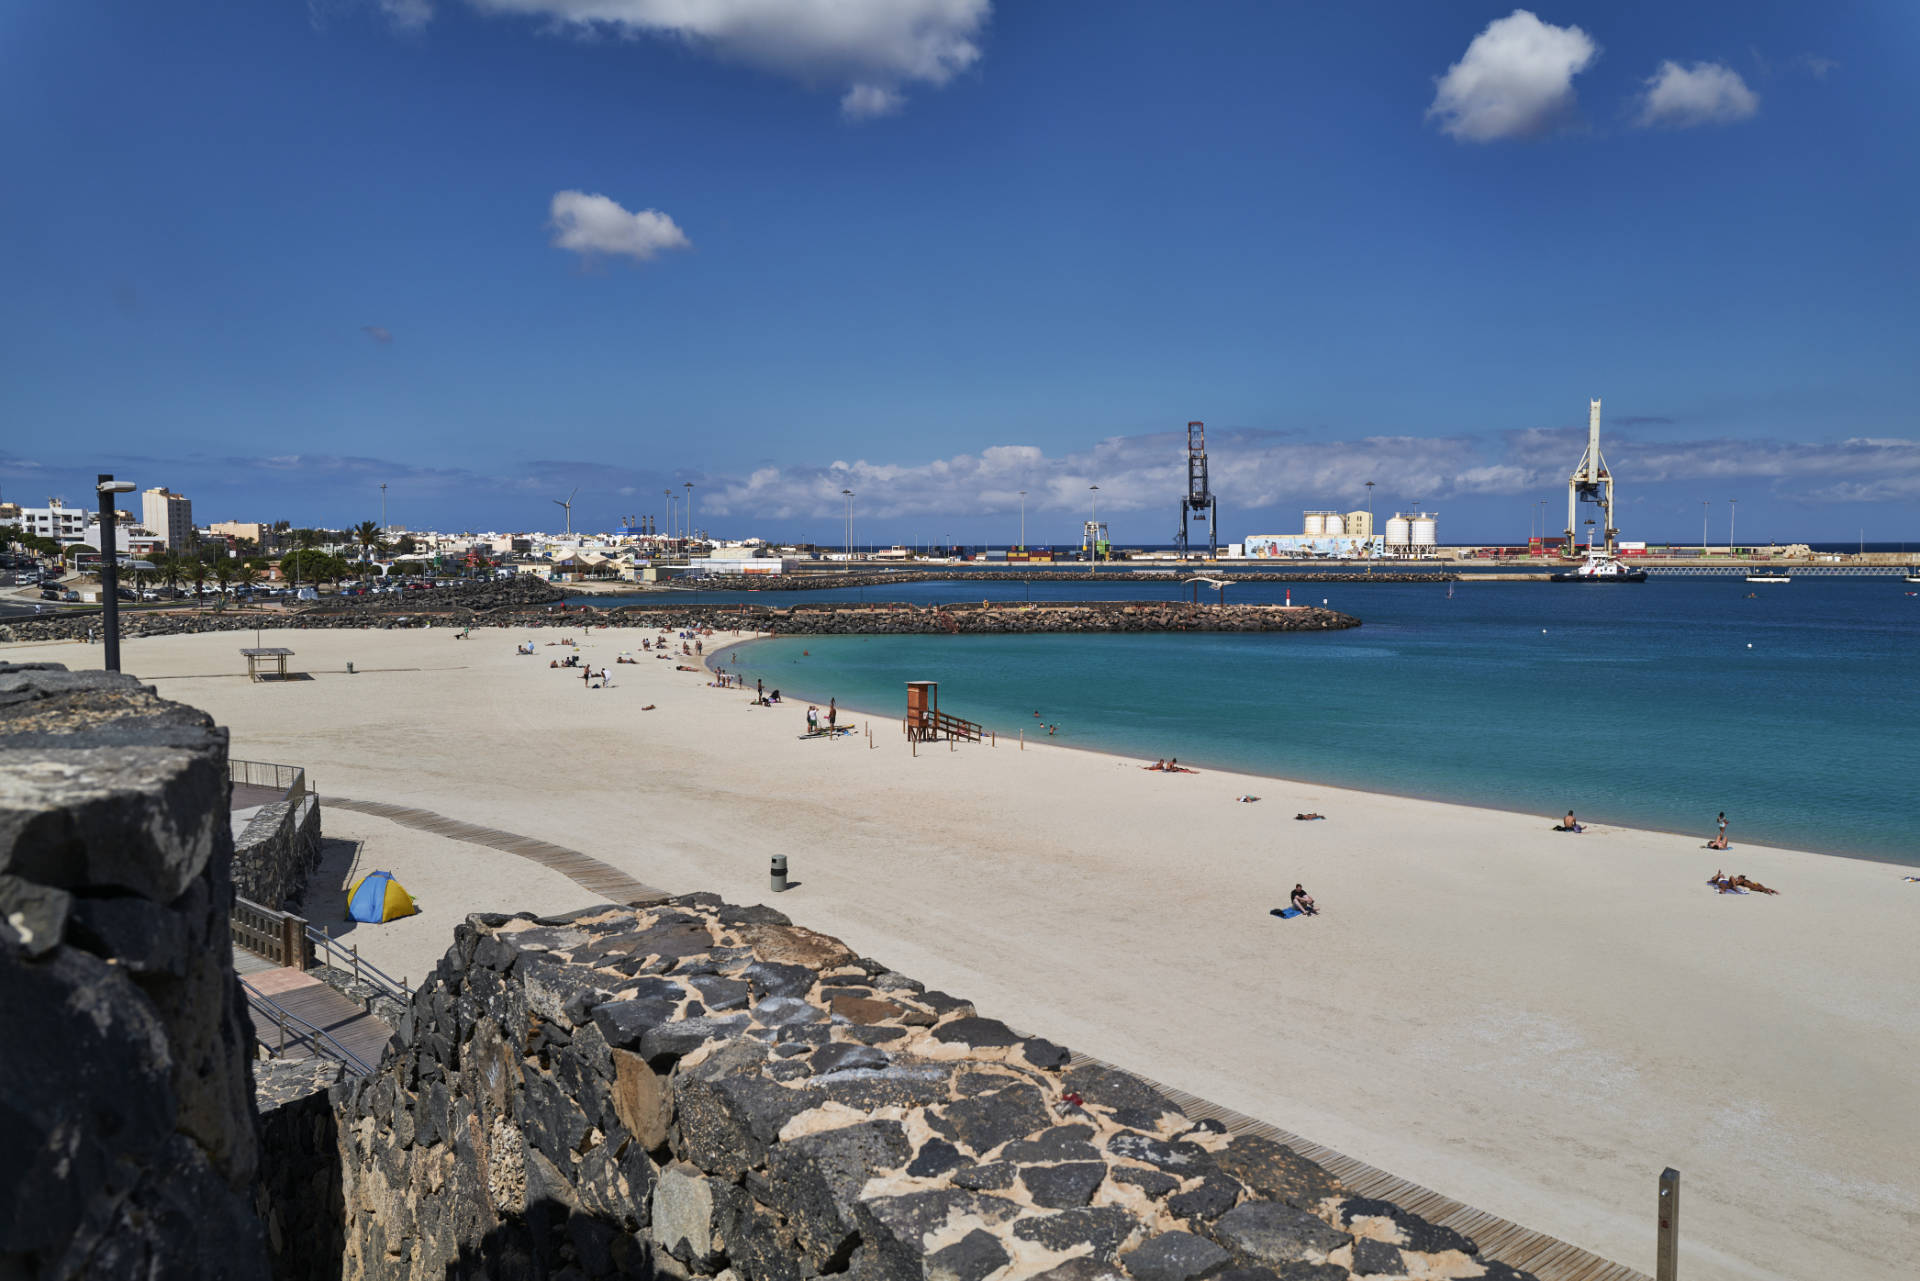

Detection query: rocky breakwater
(718, 601), (1358, 635)
(0, 662), (268, 1279)
(326, 895), (1530, 1281)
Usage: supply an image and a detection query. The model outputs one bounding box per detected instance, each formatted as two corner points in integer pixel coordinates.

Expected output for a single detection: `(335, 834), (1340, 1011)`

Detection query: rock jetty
(1, 599), (1358, 644)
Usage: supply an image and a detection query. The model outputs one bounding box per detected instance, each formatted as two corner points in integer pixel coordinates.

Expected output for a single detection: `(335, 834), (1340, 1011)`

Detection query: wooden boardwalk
(1068, 1051), (1649, 1281)
(326, 795), (670, 907)
(237, 952), (394, 1074)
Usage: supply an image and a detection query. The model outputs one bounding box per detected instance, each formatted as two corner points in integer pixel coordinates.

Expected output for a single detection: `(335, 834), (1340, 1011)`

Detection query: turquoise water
(717, 579), (1920, 865)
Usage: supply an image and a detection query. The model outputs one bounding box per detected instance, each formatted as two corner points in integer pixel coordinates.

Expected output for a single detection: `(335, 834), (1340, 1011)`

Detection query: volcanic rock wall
(325, 897), (1533, 1281)
(232, 791), (323, 910)
(1, 600), (1358, 644)
(0, 662), (268, 1280)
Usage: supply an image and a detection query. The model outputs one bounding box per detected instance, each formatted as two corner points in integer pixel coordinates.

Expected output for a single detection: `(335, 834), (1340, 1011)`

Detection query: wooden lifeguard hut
(906, 680), (983, 744)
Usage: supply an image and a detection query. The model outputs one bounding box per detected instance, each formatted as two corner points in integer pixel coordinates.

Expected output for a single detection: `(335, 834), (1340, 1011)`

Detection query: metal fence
(229, 757), (307, 802)
(308, 924), (411, 1004)
(240, 978), (376, 1076)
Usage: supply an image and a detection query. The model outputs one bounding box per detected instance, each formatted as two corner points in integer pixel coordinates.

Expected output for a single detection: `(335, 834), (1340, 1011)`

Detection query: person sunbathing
(1559, 811), (1584, 833)
(1707, 832), (1729, 850)
(1236, 795), (1260, 803)
(1144, 759), (1167, 771)
(1294, 812), (1325, 820)
(1731, 875), (1779, 895)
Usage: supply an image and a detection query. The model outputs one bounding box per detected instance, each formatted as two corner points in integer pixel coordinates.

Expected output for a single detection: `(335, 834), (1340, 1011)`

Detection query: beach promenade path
(326, 795), (670, 907)
(234, 947), (395, 1074)
(1069, 1051), (1651, 1281)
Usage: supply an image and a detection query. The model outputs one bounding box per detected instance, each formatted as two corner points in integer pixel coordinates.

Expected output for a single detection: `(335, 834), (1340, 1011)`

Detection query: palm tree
(235, 564), (259, 597)
(353, 520), (383, 565)
(214, 560), (233, 597)
(190, 560), (210, 606)
(159, 555), (183, 597)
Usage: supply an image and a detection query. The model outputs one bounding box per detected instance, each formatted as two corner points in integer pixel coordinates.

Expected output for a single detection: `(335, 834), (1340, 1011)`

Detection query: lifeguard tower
(906, 681), (983, 744)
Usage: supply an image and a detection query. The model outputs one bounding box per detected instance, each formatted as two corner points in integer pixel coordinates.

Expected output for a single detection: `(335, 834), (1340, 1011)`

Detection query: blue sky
(2, 2), (1915, 545)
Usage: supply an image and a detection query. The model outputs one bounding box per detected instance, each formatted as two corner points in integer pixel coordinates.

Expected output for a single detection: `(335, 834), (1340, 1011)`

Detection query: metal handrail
(239, 977), (377, 1076)
(307, 924), (411, 1003)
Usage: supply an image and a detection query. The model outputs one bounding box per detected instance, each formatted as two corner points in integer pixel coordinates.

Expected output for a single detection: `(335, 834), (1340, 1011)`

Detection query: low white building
(687, 557), (788, 576)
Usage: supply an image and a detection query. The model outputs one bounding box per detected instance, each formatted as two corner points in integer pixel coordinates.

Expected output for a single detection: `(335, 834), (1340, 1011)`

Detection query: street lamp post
(1729, 499), (1737, 553)
(685, 482), (694, 544)
(841, 490), (854, 560)
(1018, 490), (1026, 551)
(664, 490), (675, 543)
(1702, 500), (1710, 553)
(97, 474), (136, 672)
(1088, 485), (1100, 568)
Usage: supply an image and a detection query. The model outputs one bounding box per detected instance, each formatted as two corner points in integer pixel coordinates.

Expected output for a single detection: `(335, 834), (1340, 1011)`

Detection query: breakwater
(1, 600), (1358, 644)
(682, 568), (1452, 590)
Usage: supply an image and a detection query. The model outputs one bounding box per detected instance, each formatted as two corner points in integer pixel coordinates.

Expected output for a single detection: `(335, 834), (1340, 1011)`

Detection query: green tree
(190, 560), (210, 605)
(159, 555), (183, 595)
(352, 520), (383, 564)
(214, 561), (233, 594)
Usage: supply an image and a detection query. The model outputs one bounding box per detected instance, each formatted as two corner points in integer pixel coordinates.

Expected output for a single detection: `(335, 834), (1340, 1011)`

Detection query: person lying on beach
(1706, 833), (1729, 850)
(1237, 795), (1260, 803)
(1290, 884), (1317, 916)
(1731, 875), (1779, 895)
(1295, 812), (1325, 821)
(641, 704), (655, 711)
(1144, 760), (1167, 771)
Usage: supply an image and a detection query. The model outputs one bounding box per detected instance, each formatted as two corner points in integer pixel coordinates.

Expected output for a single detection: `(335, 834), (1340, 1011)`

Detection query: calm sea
(604, 578), (1920, 865)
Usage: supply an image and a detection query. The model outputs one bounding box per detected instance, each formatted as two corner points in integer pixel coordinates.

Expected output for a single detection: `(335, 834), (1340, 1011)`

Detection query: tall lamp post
(663, 490), (675, 543)
(1701, 500), (1710, 554)
(684, 482), (694, 544)
(1018, 490), (1026, 551)
(97, 475), (136, 672)
(841, 489), (855, 560)
(1088, 485), (1100, 568)
(1728, 499), (1737, 553)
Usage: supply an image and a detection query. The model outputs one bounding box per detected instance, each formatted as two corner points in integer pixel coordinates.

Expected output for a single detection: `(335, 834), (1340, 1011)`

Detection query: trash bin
(770, 855), (788, 893)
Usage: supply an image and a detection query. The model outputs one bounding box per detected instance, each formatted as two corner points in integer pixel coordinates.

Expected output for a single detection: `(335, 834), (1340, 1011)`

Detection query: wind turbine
(553, 488), (578, 539)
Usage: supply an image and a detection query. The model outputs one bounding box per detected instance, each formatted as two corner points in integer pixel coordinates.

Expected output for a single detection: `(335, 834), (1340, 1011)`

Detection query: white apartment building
(9, 499), (91, 543)
(141, 487), (194, 548)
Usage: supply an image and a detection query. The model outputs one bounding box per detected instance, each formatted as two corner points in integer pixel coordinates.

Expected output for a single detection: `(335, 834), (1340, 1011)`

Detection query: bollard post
(352, 942), (362, 983)
(277, 1008), (287, 1056)
(770, 854), (788, 893)
(1656, 1168), (1680, 1281)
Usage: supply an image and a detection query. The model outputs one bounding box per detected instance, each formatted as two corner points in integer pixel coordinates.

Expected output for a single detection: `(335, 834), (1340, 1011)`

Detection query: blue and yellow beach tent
(346, 871), (417, 923)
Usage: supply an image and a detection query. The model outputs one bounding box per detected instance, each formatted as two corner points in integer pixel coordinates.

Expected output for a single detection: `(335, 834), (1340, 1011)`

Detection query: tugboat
(1551, 552), (1648, 583)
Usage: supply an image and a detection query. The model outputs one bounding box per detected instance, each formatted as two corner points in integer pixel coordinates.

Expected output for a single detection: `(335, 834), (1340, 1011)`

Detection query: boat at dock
(1551, 553), (1647, 583)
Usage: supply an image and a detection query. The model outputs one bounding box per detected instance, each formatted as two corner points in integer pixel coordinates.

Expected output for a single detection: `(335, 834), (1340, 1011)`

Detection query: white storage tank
(1410, 514), (1438, 548)
(1321, 512), (1345, 536)
(1385, 514), (1412, 548)
(1345, 510), (1373, 538)
(1302, 512), (1326, 537)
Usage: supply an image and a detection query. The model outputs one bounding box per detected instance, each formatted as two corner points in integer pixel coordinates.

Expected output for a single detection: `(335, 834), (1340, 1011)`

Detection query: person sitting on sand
(549, 659), (559, 669)
(770, 690), (782, 704)
(1562, 811), (1584, 833)
(1290, 884), (1317, 916)
(1295, 812), (1325, 821)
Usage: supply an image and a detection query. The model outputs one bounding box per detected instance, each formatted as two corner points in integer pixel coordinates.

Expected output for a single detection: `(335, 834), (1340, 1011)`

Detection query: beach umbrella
(346, 870), (418, 923)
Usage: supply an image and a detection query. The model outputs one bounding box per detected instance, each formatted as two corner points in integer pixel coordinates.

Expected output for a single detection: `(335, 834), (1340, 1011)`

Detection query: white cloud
(1428, 9), (1598, 142)
(1798, 54), (1838, 80)
(1635, 60), (1759, 128)
(362, 325), (394, 343)
(841, 83), (903, 120)
(548, 190), (691, 263)
(467, 0), (990, 114)
(381, 0), (434, 29)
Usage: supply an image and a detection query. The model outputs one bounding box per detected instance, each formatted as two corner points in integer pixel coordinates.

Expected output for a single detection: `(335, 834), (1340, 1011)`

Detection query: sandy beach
(9, 626), (1913, 1280)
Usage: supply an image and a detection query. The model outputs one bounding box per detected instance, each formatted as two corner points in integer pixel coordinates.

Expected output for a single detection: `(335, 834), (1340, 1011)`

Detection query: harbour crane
(1563, 399), (1616, 556)
(1176, 421), (1218, 560)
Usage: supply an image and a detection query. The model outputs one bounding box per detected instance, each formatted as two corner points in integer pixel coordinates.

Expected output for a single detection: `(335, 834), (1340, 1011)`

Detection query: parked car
(41, 587), (61, 600)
